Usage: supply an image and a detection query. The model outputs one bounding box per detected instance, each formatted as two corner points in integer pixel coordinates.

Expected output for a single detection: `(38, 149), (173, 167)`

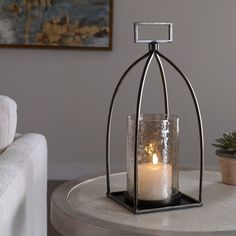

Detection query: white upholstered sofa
(0, 96), (47, 236)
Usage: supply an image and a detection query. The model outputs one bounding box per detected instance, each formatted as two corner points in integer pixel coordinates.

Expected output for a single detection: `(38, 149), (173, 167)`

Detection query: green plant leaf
(212, 131), (236, 153)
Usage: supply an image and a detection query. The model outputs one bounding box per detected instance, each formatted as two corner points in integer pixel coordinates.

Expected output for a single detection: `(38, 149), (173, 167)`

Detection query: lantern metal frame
(106, 22), (204, 214)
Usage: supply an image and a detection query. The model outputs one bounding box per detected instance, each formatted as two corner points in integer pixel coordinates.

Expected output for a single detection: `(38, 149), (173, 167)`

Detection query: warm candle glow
(138, 143), (172, 200)
(152, 153), (158, 165)
(145, 143), (157, 156)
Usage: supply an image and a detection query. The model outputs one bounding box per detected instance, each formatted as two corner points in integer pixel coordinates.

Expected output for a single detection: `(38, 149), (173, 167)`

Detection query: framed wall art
(0, 0), (113, 50)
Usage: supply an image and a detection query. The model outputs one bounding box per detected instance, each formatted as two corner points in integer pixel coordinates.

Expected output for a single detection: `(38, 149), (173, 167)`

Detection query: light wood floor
(48, 181), (66, 236)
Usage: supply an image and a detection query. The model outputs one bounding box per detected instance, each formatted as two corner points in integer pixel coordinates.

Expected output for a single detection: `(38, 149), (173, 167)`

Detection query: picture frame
(0, 0), (113, 50)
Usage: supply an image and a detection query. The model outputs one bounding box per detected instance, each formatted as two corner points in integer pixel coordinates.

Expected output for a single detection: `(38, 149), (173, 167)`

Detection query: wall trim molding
(48, 163), (124, 180)
(48, 163), (218, 180)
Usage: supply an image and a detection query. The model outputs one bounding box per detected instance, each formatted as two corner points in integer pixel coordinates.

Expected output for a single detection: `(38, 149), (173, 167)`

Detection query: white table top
(51, 171), (236, 236)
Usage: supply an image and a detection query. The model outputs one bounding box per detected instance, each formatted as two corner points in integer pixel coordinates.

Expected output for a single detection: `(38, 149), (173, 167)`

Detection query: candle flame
(152, 154), (158, 165)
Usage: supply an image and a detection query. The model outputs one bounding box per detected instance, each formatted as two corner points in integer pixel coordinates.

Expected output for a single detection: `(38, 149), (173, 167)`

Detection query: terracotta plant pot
(216, 150), (236, 186)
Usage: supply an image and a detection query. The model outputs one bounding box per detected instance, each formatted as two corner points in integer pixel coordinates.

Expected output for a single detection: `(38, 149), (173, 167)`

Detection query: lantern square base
(107, 191), (202, 214)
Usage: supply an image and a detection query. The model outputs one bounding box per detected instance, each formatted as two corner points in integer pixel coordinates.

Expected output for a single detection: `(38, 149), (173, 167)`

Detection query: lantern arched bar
(155, 50), (204, 202)
(106, 22), (204, 214)
(154, 52), (170, 115)
(106, 51), (151, 193)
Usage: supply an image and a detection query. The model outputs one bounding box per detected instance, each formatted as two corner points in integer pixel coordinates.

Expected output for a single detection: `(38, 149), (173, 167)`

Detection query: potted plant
(213, 131), (236, 186)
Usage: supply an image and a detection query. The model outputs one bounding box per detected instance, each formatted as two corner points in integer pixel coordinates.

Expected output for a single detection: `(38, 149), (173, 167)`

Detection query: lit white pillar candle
(138, 154), (172, 201)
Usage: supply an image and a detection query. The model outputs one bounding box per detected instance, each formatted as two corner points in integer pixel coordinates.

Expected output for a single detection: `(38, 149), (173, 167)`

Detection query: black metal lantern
(106, 22), (204, 214)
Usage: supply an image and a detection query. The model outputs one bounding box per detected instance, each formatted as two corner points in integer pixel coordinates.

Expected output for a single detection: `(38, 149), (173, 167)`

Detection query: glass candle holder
(127, 113), (179, 203)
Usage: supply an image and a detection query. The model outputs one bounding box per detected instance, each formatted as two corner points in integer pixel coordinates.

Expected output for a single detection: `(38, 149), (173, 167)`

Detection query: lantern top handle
(134, 22), (173, 45)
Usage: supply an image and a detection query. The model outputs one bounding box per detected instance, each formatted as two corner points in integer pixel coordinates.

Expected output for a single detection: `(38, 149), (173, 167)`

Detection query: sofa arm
(0, 133), (47, 236)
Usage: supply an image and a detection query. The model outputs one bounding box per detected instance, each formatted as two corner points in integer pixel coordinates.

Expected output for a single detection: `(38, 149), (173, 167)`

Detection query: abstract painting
(0, 0), (113, 50)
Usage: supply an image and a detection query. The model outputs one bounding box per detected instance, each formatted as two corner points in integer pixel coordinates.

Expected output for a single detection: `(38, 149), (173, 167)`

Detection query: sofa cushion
(0, 96), (17, 153)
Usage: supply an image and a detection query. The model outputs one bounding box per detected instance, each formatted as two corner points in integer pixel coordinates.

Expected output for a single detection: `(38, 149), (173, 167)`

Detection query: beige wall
(1, 0), (236, 179)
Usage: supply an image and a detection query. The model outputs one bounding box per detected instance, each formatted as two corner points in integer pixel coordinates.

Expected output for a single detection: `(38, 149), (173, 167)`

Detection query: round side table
(51, 171), (236, 236)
